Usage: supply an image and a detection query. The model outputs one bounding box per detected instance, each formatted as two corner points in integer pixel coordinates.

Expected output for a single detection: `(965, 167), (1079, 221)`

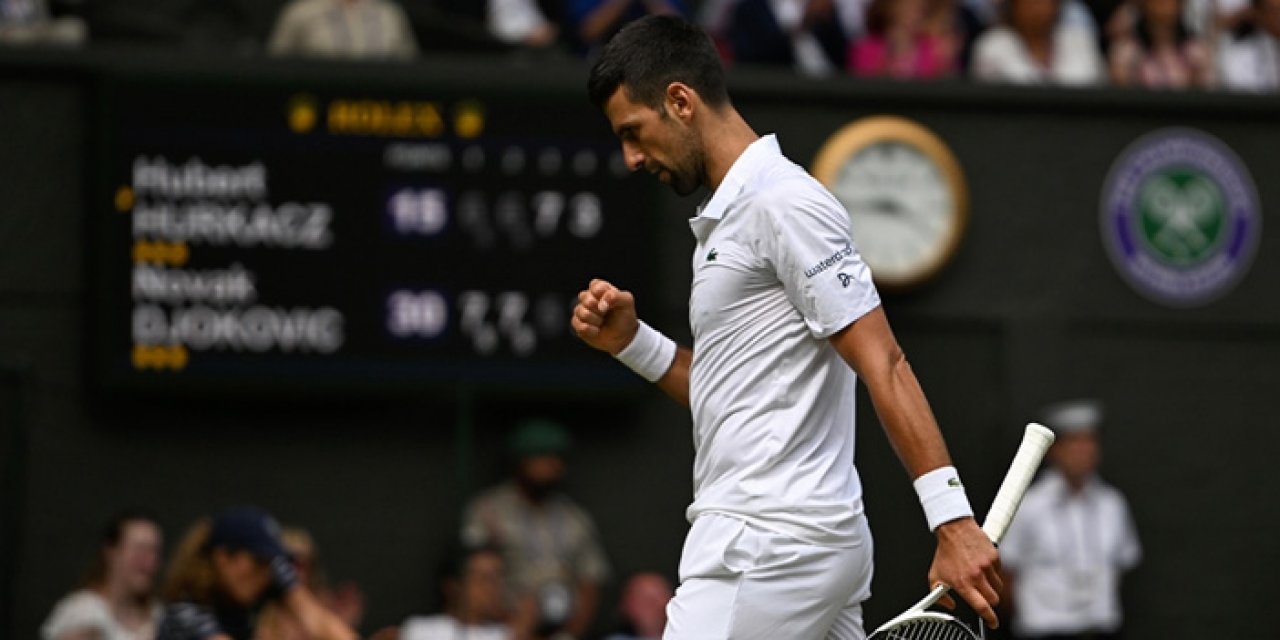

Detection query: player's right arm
(571, 278), (690, 406)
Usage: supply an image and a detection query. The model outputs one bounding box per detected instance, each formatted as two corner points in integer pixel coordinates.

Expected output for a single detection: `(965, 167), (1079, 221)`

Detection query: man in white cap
(1000, 399), (1143, 640)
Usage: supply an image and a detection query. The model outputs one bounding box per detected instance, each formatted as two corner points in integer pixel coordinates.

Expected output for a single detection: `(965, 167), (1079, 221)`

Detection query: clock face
(813, 117), (968, 290)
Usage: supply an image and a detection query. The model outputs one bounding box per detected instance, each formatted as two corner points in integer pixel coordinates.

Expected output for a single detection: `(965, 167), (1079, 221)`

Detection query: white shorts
(664, 512), (874, 640)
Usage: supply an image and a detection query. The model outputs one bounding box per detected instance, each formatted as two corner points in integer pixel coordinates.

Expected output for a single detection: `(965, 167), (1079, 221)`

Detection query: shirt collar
(692, 134), (781, 226)
(1044, 468), (1099, 502)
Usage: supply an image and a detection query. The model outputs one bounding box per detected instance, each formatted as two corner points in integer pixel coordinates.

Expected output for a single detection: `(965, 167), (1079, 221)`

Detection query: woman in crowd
(848, 0), (958, 78)
(1220, 0), (1280, 90)
(971, 0), (1106, 84)
(156, 507), (355, 640)
(1109, 0), (1214, 87)
(42, 511), (164, 640)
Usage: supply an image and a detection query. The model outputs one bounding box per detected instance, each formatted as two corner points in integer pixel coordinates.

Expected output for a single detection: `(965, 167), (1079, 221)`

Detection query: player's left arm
(829, 308), (1004, 628)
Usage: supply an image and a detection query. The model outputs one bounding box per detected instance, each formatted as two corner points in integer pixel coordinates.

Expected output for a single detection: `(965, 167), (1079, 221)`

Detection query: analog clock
(812, 116), (968, 291)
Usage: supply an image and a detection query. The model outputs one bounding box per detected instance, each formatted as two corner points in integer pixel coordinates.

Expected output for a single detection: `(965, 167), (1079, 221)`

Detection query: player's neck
(702, 109), (759, 192)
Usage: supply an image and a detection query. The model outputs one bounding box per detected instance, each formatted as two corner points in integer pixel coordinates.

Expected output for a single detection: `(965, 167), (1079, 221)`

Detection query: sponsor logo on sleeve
(804, 242), (854, 279)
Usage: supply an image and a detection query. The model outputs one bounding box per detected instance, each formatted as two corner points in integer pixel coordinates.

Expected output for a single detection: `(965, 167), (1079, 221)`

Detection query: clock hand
(872, 198), (904, 216)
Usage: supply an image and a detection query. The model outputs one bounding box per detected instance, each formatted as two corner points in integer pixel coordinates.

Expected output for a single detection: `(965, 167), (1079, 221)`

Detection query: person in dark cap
(155, 507), (356, 640)
(999, 400), (1143, 640)
(461, 419), (611, 640)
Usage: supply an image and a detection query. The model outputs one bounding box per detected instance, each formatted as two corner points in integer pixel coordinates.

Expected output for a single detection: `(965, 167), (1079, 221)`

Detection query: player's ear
(666, 82), (696, 121)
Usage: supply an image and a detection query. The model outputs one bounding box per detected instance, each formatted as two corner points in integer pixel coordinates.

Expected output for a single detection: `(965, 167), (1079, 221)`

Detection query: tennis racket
(868, 423), (1056, 640)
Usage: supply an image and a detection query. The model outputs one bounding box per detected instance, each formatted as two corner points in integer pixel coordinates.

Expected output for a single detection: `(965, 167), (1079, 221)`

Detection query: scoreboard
(91, 65), (659, 396)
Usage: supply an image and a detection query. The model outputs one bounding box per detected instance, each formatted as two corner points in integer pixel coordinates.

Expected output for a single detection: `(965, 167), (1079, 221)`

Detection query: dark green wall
(1, 51), (1277, 638)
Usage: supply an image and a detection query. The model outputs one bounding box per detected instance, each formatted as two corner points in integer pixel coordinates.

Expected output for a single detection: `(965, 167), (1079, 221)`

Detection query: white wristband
(913, 466), (974, 532)
(613, 320), (676, 382)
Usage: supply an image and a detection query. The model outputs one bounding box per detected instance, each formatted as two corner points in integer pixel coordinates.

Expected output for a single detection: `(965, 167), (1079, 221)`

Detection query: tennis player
(572, 16), (1001, 639)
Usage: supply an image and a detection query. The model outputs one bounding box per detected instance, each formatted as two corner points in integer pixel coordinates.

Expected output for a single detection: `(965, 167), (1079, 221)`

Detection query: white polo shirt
(685, 134), (881, 546)
(1001, 469), (1142, 636)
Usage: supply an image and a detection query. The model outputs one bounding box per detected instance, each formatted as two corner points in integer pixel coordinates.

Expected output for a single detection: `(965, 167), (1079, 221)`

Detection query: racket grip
(981, 423), (1055, 544)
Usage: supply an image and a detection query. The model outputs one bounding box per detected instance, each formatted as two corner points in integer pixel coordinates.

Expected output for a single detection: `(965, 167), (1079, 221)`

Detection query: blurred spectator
(1203, 0), (1255, 34)
(971, 0), (1106, 85)
(1220, 0), (1280, 90)
(394, 545), (523, 640)
(601, 573), (672, 640)
(1109, 0), (1214, 87)
(704, 0), (848, 74)
(461, 419), (611, 640)
(255, 528), (365, 640)
(487, 0), (560, 47)
(0, 0), (84, 46)
(570, 0), (686, 54)
(849, 0), (956, 78)
(1133, 0), (1251, 43)
(923, 0), (988, 72)
(156, 507), (355, 640)
(42, 511), (163, 640)
(268, 0), (417, 59)
(1000, 400), (1142, 640)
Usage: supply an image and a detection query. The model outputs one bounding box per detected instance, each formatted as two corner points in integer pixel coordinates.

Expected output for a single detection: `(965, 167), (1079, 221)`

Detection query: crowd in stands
(0, 0), (1276, 91)
(39, 421), (672, 640)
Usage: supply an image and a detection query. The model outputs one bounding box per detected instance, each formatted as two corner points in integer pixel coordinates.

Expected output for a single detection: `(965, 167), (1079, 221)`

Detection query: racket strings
(875, 619), (979, 640)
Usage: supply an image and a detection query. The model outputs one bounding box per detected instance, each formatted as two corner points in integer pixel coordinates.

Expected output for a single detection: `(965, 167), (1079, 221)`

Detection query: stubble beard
(669, 130), (706, 197)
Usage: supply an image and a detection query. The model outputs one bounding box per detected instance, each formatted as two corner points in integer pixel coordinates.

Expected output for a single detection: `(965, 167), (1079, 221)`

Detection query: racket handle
(981, 423), (1055, 544)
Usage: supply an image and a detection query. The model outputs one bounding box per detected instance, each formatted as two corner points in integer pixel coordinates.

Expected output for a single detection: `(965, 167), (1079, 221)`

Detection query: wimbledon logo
(1100, 128), (1260, 307)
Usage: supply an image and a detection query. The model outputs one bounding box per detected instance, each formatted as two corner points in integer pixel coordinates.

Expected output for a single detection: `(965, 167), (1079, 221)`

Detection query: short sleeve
(41, 591), (112, 640)
(970, 30), (1020, 83)
(758, 181), (880, 339)
(1113, 494), (1142, 571)
(1057, 27), (1106, 86)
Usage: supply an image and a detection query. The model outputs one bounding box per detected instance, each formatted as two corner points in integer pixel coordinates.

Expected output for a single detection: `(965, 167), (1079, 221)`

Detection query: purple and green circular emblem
(1101, 128), (1260, 307)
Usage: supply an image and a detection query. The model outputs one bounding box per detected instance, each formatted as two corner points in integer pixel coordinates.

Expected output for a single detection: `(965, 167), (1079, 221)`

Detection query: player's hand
(571, 278), (640, 355)
(929, 517), (1002, 629)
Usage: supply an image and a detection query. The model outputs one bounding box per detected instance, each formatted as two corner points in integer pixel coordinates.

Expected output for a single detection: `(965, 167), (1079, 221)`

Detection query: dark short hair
(1001, 0), (1062, 24)
(588, 15), (730, 112)
(865, 0), (894, 36)
(440, 544), (503, 583)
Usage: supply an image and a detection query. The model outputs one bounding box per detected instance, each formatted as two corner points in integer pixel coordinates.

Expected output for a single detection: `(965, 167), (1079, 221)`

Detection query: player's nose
(622, 142), (645, 172)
